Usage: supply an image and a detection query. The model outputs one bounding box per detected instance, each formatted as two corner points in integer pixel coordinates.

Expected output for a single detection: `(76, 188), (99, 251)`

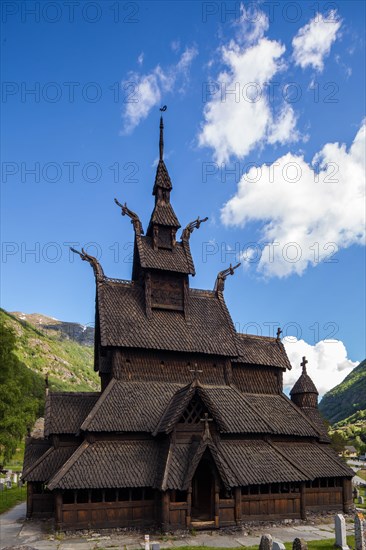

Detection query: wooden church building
(23, 116), (353, 530)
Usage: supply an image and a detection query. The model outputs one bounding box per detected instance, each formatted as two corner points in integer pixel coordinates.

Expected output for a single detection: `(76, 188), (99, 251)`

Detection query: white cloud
(292, 11), (342, 72)
(122, 46), (198, 134)
(283, 338), (358, 396)
(233, 4), (269, 46)
(198, 12), (300, 163)
(221, 121), (366, 278)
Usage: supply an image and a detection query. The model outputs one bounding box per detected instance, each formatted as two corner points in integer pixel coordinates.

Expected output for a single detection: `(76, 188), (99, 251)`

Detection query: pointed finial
(159, 106), (167, 161)
(45, 372), (49, 396)
(300, 356), (308, 374)
(276, 327), (282, 342)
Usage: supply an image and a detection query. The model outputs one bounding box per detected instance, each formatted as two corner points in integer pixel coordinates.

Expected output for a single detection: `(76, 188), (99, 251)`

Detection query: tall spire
(159, 116), (164, 161)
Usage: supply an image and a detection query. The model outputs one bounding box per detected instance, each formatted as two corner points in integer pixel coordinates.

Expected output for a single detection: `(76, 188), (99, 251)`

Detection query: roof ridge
(47, 440), (90, 490)
(237, 333), (277, 342)
(153, 383), (195, 435)
(80, 379), (117, 432)
(161, 439), (175, 491)
(48, 391), (100, 397)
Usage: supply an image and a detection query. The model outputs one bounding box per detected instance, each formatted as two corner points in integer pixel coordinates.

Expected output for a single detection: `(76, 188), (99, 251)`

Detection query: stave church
(22, 116), (353, 530)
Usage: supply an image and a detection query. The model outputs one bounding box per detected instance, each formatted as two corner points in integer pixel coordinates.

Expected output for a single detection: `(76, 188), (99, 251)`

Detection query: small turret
(290, 356), (319, 409)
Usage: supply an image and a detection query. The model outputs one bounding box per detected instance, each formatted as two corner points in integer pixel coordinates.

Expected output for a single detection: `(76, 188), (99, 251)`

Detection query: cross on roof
(200, 412), (213, 439)
(301, 356), (308, 374)
(276, 327), (282, 341)
(189, 363), (203, 381)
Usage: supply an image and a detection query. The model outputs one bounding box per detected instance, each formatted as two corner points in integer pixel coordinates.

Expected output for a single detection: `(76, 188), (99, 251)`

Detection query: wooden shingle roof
(290, 370), (319, 395)
(46, 437), (351, 491)
(81, 380), (181, 433)
(97, 282), (238, 355)
(272, 442), (354, 478)
(79, 380), (320, 438)
(136, 236), (194, 274)
(22, 438), (51, 477)
(44, 392), (100, 436)
(149, 201), (180, 228)
(48, 440), (160, 490)
(22, 444), (77, 483)
(234, 333), (292, 370)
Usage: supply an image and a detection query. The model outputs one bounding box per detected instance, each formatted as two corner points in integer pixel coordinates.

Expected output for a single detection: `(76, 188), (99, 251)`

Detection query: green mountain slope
(319, 359), (366, 424)
(0, 309), (99, 392)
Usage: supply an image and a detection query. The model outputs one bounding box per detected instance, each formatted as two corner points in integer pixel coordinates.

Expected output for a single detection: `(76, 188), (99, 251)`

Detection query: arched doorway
(191, 457), (215, 521)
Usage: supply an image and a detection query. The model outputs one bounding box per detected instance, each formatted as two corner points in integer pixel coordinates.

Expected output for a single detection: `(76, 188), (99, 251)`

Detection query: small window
(131, 488), (143, 501)
(175, 490), (187, 502)
(260, 484), (270, 494)
(241, 486), (249, 495)
(104, 488), (116, 502)
(271, 483), (280, 494)
(77, 490), (89, 503)
(118, 488), (130, 501)
(63, 490), (74, 504)
(144, 487), (155, 500)
(91, 489), (103, 503)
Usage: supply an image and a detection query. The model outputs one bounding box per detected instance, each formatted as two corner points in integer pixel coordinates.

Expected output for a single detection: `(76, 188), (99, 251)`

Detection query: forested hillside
(0, 309), (98, 463)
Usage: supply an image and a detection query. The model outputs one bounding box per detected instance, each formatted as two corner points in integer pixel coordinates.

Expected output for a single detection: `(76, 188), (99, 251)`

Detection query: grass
(0, 484), (27, 514)
(162, 540), (357, 550)
(173, 539), (357, 550)
(357, 469), (366, 481)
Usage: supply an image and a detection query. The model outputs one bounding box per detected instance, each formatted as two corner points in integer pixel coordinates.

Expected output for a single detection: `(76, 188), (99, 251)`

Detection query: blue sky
(1, 0), (365, 393)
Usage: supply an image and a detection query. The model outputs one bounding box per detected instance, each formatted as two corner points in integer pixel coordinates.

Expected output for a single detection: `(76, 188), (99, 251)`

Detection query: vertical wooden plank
(214, 486), (220, 528)
(162, 491), (170, 530)
(26, 482), (33, 518)
(55, 492), (63, 528)
(234, 487), (241, 524)
(342, 478), (351, 513)
(300, 483), (307, 520)
(186, 487), (192, 528)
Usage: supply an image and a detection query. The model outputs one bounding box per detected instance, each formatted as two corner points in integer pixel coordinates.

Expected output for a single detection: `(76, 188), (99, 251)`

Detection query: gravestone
(358, 496), (365, 505)
(259, 534), (273, 550)
(6, 479), (12, 489)
(152, 544), (160, 550)
(0, 479), (4, 491)
(335, 514), (349, 550)
(273, 542), (286, 550)
(13, 473), (18, 484)
(292, 538), (308, 550)
(355, 513), (366, 550)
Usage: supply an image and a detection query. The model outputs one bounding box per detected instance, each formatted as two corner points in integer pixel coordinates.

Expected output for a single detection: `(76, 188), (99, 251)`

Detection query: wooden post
(342, 478), (351, 513)
(214, 482), (219, 528)
(300, 482), (307, 520)
(186, 487), (192, 528)
(162, 491), (170, 531)
(234, 487), (242, 524)
(26, 482), (33, 518)
(55, 492), (63, 529)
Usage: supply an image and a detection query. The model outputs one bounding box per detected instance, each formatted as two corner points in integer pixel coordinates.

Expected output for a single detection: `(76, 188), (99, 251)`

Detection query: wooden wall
(58, 500), (157, 530)
(52, 479), (351, 530)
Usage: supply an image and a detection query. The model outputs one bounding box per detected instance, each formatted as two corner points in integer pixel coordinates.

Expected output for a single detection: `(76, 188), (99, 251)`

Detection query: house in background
(343, 446), (358, 458)
(22, 117), (354, 530)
